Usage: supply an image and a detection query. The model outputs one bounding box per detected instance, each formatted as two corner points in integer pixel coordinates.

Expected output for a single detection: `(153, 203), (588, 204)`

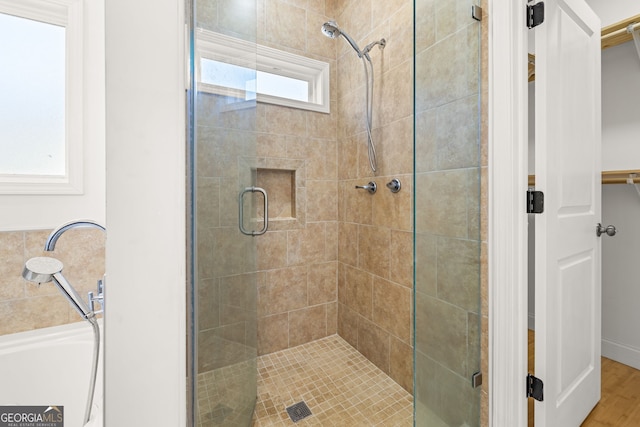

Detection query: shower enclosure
(187, 0), (483, 425)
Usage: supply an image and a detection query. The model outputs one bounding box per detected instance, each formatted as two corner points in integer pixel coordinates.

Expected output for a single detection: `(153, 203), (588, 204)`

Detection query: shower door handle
(239, 187), (269, 236)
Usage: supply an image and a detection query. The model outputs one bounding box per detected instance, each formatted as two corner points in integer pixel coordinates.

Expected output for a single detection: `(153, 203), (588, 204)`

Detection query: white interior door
(534, 0), (602, 425)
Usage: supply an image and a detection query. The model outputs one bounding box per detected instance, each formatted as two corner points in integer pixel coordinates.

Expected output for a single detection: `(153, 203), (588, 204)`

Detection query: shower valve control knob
(355, 181), (377, 194)
(596, 223), (617, 237)
(386, 178), (401, 193)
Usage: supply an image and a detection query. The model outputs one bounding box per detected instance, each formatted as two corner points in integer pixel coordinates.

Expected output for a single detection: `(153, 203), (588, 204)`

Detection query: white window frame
(195, 29), (330, 114)
(0, 0), (83, 195)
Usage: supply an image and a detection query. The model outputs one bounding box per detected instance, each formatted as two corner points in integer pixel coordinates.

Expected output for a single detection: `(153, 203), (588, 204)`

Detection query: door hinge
(527, 190), (544, 214)
(527, 2), (545, 29)
(527, 374), (544, 401)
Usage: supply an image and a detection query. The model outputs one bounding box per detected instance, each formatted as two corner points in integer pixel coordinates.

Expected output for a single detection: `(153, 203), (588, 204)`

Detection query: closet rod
(602, 170), (640, 185)
(601, 14), (640, 50)
(528, 170), (640, 187)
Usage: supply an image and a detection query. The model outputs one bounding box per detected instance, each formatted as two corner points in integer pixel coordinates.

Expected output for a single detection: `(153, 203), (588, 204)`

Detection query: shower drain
(286, 401), (312, 422)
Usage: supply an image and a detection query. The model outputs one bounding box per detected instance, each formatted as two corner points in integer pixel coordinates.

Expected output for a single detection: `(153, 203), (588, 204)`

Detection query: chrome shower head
(321, 21), (340, 39)
(321, 21), (363, 57)
(23, 257), (93, 320)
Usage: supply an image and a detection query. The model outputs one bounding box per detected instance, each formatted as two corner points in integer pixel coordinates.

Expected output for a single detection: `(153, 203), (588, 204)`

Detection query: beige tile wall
(253, 0), (340, 356)
(0, 229), (106, 336)
(330, 0), (415, 394)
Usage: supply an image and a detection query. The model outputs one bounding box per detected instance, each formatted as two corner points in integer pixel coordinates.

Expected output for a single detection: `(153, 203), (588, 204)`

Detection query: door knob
(596, 223), (617, 237)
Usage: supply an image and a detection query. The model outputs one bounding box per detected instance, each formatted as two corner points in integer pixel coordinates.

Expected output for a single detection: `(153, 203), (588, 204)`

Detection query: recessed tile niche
(257, 168), (294, 216)
(254, 158), (305, 231)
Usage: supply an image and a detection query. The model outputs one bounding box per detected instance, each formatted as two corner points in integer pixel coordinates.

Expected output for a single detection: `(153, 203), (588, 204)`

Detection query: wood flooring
(528, 329), (640, 426)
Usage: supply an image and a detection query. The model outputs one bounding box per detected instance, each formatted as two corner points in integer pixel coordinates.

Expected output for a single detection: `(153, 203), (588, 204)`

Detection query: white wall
(600, 42), (640, 171)
(104, 0), (186, 425)
(601, 185), (640, 368)
(591, 0), (640, 172)
(584, 0), (640, 27)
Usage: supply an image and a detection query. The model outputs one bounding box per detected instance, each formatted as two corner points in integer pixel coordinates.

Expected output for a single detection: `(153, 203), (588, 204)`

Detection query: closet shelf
(528, 14), (640, 82)
(528, 170), (640, 187)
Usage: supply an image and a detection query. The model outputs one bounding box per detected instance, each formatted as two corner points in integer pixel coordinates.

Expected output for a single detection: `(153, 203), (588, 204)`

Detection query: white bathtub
(0, 320), (103, 427)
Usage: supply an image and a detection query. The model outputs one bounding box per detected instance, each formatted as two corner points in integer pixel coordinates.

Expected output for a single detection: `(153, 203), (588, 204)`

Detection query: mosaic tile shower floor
(252, 335), (413, 426)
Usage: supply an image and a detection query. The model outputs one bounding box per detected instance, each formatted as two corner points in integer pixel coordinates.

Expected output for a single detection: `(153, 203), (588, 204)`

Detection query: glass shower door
(187, 1), (259, 426)
(413, 1), (483, 426)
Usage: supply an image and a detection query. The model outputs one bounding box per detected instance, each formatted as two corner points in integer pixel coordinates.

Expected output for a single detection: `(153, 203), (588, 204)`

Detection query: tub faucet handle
(88, 277), (105, 314)
(355, 181), (377, 194)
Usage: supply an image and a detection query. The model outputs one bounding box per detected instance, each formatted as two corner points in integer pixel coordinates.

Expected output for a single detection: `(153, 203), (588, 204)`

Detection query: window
(196, 29), (330, 113)
(0, 0), (83, 194)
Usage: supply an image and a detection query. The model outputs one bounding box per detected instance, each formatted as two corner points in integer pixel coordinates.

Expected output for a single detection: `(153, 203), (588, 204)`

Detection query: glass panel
(0, 13), (65, 176)
(187, 0), (258, 425)
(200, 59), (257, 93)
(413, 0), (482, 426)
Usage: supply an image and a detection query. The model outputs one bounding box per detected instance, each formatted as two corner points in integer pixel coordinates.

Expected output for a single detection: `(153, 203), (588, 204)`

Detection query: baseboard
(602, 338), (640, 370)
